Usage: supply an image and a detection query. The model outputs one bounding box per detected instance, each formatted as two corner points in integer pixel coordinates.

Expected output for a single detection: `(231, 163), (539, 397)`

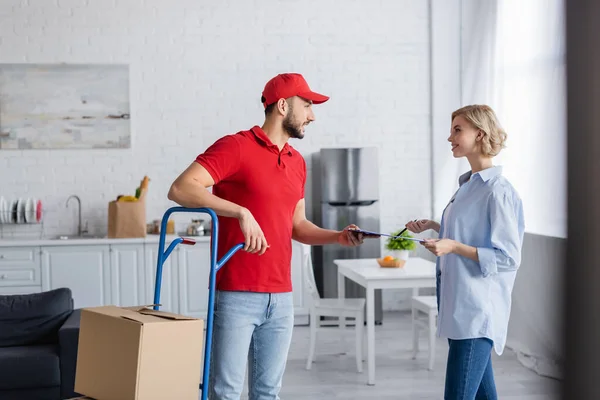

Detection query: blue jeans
(444, 338), (498, 400)
(208, 290), (294, 400)
(438, 271), (498, 399)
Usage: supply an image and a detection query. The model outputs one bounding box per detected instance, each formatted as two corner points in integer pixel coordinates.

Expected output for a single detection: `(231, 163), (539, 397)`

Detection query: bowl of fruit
(377, 255), (406, 268)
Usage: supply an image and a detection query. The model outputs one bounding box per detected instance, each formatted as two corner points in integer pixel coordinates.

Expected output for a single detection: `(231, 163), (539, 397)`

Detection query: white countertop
(0, 234), (212, 247)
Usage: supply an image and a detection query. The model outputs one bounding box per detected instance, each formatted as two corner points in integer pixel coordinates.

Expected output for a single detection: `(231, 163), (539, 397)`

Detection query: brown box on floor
(74, 305), (204, 400)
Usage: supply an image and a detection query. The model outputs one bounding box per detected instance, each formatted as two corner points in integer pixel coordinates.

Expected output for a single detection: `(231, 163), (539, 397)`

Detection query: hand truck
(152, 206), (244, 400)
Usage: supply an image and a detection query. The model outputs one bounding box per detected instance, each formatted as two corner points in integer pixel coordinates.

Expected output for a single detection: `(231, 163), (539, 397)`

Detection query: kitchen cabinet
(0, 285), (42, 295)
(291, 240), (309, 325)
(0, 238), (309, 325)
(41, 245), (111, 309)
(110, 244), (145, 307)
(0, 246), (41, 287)
(177, 244), (212, 318)
(145, 244), (178, 313)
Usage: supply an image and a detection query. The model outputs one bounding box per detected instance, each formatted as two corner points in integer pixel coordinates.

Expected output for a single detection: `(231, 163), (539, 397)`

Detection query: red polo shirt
(195, 126), (306, 293)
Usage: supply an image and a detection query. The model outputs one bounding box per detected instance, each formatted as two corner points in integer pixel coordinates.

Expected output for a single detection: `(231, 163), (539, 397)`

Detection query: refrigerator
(311, 147), (383, 324)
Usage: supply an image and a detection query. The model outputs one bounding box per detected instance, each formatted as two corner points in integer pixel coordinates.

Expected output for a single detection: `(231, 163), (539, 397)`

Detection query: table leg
(337, 271), (345, 301)
(337, 271), (346, 345)
(366, 286), (375, 385)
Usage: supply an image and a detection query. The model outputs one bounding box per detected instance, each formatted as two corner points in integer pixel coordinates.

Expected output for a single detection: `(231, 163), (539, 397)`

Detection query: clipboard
(349, 229), (425, 241)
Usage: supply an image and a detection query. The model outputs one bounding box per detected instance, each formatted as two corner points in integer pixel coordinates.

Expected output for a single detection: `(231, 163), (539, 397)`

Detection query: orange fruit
(383, 255), (394, 261)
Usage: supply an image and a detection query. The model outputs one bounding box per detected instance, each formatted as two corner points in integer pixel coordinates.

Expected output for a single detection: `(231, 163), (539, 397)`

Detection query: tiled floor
(204, 311), (561, 399)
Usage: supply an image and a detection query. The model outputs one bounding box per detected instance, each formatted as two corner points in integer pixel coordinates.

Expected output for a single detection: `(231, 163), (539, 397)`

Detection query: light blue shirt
(436, 165), (525, 355)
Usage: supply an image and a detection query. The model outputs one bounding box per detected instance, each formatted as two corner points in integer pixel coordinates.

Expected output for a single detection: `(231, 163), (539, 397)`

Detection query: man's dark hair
(262, 96), (291, 116)
(264, 102), (276, 116)
(262, 95), (276, 116)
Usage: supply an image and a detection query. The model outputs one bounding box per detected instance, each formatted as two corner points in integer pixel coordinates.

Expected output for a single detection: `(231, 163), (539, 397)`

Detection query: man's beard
(282, 111), (304, 139)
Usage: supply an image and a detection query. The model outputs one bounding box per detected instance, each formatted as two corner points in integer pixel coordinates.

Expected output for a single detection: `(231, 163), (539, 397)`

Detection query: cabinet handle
(0, 275), (6, 279)
(0, 254), (4, 259)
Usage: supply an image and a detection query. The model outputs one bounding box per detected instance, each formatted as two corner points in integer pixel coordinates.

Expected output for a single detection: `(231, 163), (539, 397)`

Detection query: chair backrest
(299, 243), (321, 307)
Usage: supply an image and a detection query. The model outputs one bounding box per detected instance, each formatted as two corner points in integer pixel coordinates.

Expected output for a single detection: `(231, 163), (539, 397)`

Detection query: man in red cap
(168, 73), (365, 400)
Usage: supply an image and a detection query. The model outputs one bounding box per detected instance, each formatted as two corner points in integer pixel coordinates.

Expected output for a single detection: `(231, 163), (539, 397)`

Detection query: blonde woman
(406, 105), (525, 399)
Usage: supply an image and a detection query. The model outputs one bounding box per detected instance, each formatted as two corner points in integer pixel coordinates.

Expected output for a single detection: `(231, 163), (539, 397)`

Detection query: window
(494, 0), (566, 238)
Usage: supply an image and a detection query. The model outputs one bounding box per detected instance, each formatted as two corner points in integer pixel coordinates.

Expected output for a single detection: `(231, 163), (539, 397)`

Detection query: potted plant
(385, 229), (417, 261)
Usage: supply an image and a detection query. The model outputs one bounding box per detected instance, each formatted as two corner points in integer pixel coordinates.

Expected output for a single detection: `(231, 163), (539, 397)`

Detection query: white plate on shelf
(25, 197), (35, 223)
(0, 196), (6, 224)
(16, 198), (25, 224)
(9, 199), (16, 223)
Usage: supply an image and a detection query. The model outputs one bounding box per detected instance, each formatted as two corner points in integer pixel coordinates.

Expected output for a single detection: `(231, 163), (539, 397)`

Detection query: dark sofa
(0, 287), (82, 400)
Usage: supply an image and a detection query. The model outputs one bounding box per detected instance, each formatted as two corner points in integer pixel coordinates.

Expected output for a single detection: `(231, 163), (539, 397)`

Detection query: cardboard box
(74, 305), (204, 400)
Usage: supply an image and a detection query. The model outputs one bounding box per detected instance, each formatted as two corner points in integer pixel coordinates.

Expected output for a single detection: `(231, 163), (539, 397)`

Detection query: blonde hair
(451, 105), (507, 157)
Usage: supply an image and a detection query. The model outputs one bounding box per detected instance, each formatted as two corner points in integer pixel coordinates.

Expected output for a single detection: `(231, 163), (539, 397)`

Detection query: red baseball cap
(261, 73), (329, 109)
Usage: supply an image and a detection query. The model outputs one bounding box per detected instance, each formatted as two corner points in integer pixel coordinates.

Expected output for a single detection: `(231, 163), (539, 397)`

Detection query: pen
(398, 219), (417, 236)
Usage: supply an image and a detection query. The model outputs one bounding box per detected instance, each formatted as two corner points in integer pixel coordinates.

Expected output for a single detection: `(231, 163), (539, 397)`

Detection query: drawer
(0, 247), (39, 265)
(0, 266), (41, 286)
(0, 247), (41, 287)
(0, 285), (42, 295)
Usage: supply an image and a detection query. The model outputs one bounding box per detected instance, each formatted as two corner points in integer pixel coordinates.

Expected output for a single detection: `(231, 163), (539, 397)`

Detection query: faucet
(66, 195), (88, 236)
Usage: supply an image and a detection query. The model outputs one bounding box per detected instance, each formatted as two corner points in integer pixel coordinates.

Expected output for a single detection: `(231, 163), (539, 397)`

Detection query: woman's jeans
(445, 338), (498, 399)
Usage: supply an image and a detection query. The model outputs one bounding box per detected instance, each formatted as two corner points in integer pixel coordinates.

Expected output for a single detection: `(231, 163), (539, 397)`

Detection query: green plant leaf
(384, 229), (417, 251)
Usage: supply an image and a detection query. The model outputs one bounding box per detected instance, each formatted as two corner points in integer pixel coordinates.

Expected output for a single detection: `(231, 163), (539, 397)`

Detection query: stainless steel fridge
(311, 147), (383, 324)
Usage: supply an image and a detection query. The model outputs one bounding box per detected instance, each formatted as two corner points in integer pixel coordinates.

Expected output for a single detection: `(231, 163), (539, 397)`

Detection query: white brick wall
(0, 0), (431, 310)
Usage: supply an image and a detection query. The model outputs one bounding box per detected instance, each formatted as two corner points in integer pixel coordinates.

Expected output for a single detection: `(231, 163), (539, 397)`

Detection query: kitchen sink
(51, 234), (106, 240)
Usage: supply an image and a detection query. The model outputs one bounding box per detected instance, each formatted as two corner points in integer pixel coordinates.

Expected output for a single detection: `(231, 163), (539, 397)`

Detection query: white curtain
(494, 0), (567, 239)
(494, 0), (566, 380)
(436, 0), (567, 379)
(432, 0), (499, 221)
(441, 0), (567, 240)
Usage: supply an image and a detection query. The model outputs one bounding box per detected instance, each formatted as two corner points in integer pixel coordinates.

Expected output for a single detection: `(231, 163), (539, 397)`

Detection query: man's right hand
(238, 208), (269, 255)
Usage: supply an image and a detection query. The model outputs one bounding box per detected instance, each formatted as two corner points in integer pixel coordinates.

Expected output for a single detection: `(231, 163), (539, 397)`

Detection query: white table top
(334, 257), (436, 278)
(333, 257), (436, 289)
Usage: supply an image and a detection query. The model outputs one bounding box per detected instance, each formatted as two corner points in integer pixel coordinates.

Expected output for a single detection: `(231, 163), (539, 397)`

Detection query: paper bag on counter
(107, 190), (147, 238)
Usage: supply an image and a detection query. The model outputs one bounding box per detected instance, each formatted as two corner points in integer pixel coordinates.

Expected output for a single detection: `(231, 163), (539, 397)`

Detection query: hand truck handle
(152, 207), (244, 399)
(153, 206), (244, 308)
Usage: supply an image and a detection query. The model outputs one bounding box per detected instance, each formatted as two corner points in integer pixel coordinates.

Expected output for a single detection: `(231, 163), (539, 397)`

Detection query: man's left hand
(338, 224), (364, 247)
(421, 238), (456, 256)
